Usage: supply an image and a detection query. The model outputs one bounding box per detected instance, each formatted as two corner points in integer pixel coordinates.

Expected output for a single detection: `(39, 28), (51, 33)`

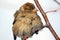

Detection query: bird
(12, 2), (44, 40)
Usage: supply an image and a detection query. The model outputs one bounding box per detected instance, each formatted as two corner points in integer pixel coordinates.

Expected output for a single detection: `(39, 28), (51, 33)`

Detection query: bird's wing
(13, 10), (20, 24)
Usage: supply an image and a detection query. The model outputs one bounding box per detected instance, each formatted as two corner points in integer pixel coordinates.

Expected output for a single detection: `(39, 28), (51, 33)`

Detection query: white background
(0, 0), (60, 40)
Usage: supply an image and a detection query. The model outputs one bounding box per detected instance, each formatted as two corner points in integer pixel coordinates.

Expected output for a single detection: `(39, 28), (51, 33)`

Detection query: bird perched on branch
(12, 2), (44, 40)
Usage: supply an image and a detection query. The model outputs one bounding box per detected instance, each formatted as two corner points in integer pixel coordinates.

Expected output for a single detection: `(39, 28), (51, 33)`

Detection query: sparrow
(12, 2), (44, 40)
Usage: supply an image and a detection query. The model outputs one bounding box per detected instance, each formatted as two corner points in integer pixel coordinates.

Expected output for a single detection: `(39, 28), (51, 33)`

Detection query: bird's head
(20, 2), (37, 13)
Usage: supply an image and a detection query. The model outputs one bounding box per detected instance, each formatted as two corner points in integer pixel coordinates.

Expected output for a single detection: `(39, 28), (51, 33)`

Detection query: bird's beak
(32, 9), (38, 13)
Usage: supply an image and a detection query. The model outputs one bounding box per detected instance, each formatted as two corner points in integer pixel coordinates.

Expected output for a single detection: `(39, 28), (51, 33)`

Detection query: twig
(34, 0), (60, 40)
(46, 7), (60, 13)
(46, 10), (57, 13)
(54, 0), (60, 5)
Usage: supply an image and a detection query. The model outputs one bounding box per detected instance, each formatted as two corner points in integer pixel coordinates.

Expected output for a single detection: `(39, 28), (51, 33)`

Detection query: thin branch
(46, 7), (60, 13)
(46, 0), (60, 13)
(34, 0), (60, 40)
(54, 0), (60, 5)
(46, 9), (57, 13)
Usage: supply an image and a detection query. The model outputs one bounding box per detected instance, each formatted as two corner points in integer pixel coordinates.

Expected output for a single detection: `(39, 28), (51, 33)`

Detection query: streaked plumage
(12, 2), (44, 40)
